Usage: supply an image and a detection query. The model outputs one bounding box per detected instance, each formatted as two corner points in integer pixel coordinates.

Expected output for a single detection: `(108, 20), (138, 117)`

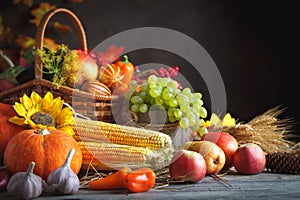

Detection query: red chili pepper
(88, 167), (132, 190)
(125, 167), (156, 193)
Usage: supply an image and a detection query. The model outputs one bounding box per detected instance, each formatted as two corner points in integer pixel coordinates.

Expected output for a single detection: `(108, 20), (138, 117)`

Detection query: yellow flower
(9, 91), (75, 135)
(202, 113), (236, 128)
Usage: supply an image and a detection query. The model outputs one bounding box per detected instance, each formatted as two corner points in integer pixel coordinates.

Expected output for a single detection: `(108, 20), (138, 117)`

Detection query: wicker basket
(128, 110), (192, 149)
(0, 8), (121, 122)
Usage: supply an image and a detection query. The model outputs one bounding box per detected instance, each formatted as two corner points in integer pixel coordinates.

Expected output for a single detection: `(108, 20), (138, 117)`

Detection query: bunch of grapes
(125, 74), (208, 134)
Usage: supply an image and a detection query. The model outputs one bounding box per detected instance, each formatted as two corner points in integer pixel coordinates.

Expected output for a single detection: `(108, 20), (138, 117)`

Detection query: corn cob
(73, 118), (173, 150)
(78, 141), (174, 170)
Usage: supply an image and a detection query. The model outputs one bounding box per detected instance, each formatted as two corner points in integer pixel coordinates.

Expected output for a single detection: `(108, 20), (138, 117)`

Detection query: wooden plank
(0, 171), (299, 199)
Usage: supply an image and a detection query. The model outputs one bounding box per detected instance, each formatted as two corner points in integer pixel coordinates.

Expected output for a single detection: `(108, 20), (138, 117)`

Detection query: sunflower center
(31, 111), (55, 126)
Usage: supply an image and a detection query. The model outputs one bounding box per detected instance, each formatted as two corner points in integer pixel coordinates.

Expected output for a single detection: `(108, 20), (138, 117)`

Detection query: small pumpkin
(81, 80), (112, 96)
(4, 128), (82, 180)
(0, 103), (26, 165)
(98, 64), (124, 89)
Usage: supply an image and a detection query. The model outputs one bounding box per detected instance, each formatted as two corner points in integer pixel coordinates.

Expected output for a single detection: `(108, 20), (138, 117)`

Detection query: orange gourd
(0, 103), (26, 165)
(4, 128), (82, 180)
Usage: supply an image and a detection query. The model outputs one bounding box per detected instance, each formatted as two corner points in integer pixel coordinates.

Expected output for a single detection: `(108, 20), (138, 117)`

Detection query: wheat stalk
(223, 106), (297, 154)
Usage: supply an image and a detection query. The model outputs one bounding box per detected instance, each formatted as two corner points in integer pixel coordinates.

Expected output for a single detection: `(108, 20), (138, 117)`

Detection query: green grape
(191, 107), (200, 118)
(162, 90), (173, 100)
(155, 96), (164, 105)
(179, 117), (189, 129)
(194, 99), (204, 107)
(130, 96), (144, 104)
(186, 112), (196, 121)
(174, 108), (182, 119)
(149, 89), (161, 98)
(192, 103), (201, 112)
(131, 104), (140, 112)
(140, 83), (149, 92)
(176, 94), (189, 105)
(149, 98), (156, 105)
(173, 88), (181, 95)
(157, 77), (169, 87)
(187, 93), (195, 103)
(167, 107), (175, 117)
(180, 103), (190, 113)
(169, 98), (178, 107)
(190, 125), (199, 132)
(194, 92), (202, 99)
(198, 126), (208, 137)
(148, 74), (158, 83)
(138, 91), (147, 100)
(167, 80), (179, 89)
(139, 104), (148, 113)
(188, 116), (196, 126)
(182, 87), (191, 95)
(199, 107), (207, 118)
(168, 116), (177, 123)
(149, 83), (157, 89)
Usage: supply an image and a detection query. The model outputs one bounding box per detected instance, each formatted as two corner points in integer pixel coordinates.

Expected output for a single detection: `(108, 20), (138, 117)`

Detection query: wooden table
(1, 170), (299, 200)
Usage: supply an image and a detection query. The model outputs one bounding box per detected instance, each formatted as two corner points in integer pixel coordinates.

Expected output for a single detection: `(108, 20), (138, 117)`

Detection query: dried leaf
(53, 21), (73, 34)
(13, 0), (33, 7)
(29, 2), (56, 26)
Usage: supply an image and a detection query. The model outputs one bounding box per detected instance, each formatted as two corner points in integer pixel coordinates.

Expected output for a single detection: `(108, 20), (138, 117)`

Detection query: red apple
(201, 132), (238, 169)
(169, 149), (206, 182)
(233, 143), (266, 175)
(181, 141), (226, 174)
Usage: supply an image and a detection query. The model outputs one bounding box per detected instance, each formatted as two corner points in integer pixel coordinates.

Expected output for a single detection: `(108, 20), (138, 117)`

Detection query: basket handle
(34, 8), (88, 79)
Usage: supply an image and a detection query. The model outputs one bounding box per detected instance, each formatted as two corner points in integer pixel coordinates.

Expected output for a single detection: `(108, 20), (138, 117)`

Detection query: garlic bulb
(0, 167), (10, 192)
(6, 162), (43, 199)
(47, 148), (80, 194)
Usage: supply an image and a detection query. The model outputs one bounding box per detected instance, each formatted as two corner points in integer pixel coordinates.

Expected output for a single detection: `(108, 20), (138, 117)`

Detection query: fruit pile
(125, 74), (208, 133)
(170, 131), (267, 183)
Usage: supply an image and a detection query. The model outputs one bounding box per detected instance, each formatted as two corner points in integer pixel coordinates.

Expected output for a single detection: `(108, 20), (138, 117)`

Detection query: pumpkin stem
(36, 129), (51, 136)
(27, 162), (35, 174)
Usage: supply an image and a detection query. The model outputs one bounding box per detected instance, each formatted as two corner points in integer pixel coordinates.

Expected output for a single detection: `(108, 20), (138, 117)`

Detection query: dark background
(1, 0), (299, 138)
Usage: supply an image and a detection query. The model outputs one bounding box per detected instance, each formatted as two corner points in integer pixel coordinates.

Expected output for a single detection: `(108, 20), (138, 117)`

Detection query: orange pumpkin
(98, 64), (124, 89)
(0, 103), (26, 165)
(4, 129), (82, 180)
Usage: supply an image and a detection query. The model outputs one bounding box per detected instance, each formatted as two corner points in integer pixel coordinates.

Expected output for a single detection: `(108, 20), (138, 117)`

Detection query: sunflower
(9, 91), (75, 136)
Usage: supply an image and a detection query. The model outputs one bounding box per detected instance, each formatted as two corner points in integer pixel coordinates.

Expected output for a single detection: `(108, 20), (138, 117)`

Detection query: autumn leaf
(13, 0), (33, 7)
(30, 2), (56, 26)
(96, 45), (125, 65)
(15, 34), (35, 50)
(0, 15), (12, 42)
(15, 34), (59, 55)
(53, 21), (73, 34)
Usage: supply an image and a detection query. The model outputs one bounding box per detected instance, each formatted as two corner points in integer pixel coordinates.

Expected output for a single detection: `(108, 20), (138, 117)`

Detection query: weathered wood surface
(0, 170), (299, 200)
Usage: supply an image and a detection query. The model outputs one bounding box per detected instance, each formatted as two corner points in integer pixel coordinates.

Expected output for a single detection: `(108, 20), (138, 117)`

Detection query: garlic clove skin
(47, 148), (80, 194)
(6, 162), (43, 199)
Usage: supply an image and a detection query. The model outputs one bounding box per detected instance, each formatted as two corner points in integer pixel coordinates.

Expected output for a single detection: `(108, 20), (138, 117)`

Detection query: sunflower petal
(57, 107), (74, 126)
(59, 126), (75, 136)
(222, 113), (236, 127)
(13, 102), (27, 117)
(31, 91), (43, 107)
(50, 98), (64, 114)
(9, 116), (26, 125)
(20, 94), (33, 111)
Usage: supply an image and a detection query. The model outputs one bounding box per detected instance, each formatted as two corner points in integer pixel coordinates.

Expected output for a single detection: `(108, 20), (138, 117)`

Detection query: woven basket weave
(0, 8), (121, 122)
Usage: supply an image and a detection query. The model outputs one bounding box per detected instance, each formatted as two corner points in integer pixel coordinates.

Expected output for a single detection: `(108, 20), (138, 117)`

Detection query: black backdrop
(1, 0), (299, 138)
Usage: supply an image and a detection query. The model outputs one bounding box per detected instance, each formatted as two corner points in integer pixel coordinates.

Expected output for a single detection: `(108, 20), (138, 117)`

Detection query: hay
(222, 106), (297, 154)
